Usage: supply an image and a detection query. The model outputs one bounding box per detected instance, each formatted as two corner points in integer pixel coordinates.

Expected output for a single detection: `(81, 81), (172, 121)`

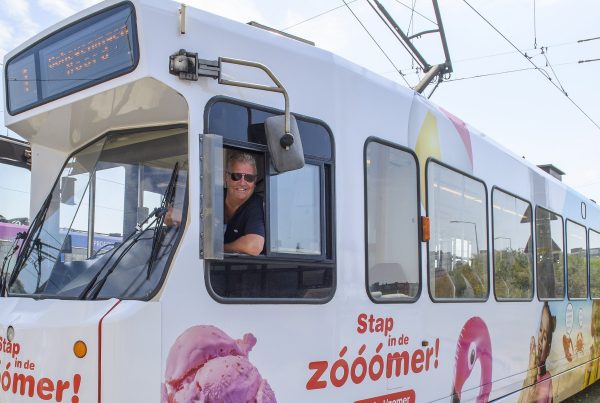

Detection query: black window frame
(204, 96), (336, 304)
(425, 158), (490, 303)
(363, 136), (422, 304)
(535, 205), (565, 301)
(5, 1), (139, 115)
(490, 186), (534, 302)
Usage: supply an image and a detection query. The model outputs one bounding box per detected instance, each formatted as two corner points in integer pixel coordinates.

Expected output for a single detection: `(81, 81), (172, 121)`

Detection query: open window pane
(206, 100), (335, 301)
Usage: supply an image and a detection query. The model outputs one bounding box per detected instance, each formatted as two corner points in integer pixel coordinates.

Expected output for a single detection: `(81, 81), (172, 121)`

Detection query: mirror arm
(169, 50), (293, 148)
(217, 57), (293, 148)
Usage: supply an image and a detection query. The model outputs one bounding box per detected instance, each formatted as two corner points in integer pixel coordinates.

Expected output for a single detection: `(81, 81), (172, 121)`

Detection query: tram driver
(223, 152), (265, 256)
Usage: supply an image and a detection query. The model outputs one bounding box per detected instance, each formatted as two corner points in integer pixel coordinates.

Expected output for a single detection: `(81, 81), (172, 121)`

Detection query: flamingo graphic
(451, 317), (493, 403)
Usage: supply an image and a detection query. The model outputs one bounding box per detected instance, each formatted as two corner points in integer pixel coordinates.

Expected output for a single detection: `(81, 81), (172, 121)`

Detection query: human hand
(525, 336), (538, 385)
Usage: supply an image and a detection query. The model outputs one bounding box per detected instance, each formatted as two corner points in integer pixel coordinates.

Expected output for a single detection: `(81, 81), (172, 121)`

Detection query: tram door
(0, 136), (31, 273)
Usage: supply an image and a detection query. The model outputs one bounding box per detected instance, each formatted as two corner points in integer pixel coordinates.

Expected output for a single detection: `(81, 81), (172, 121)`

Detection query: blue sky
(1, 0), (600, 203)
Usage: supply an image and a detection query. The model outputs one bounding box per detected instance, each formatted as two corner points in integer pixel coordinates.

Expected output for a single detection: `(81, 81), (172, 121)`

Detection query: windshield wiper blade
(78, 208), (161, 300)
(81, 162), (180, 300)
(6, 192), (53, 294)
(146, 162), (179, 279)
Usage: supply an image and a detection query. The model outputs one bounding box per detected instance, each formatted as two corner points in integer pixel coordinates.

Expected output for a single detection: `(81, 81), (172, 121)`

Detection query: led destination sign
(5, 2), (138, 114)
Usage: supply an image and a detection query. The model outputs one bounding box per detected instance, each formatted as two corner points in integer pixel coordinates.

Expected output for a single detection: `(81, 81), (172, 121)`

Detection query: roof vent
(537, 164), (565, 181)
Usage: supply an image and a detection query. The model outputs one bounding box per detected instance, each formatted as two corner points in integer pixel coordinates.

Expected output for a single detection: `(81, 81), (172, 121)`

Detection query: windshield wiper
(5, 191), (53, 295)
(147, 162), (179, 279)
(77, 207), (162, 300)
(80, 162), (180, 300)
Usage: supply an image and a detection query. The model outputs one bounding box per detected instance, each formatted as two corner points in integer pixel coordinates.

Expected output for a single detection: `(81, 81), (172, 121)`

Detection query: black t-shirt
(224, 192), (265, 248)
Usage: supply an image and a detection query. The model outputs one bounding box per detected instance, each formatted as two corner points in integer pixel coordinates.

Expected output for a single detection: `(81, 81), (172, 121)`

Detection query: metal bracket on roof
(366, 0), (453, 94)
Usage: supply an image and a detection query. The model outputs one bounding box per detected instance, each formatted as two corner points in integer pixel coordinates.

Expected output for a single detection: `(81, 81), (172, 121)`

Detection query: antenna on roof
(366, 0), (452, 94)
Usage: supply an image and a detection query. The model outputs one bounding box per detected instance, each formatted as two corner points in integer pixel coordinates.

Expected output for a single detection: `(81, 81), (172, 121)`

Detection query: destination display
(5, 2), (138, 114)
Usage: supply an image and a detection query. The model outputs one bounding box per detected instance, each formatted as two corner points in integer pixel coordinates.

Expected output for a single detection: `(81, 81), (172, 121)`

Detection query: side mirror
(60, 177), (76, 205)
(265, 114), (304, 173)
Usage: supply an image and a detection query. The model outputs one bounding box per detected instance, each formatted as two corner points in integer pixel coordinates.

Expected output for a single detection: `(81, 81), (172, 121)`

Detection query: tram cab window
(205, 99), (335, 301)
(566, 220), (587, 299)
(0, 163), (30, 277)
(364, 139), (420, 302)
(491, 188), (534, 301)
(8, 127), (189, 299)
(535, 207), (565, 300)
(427, 161), (488, 301)
(590, 229), (600, 298)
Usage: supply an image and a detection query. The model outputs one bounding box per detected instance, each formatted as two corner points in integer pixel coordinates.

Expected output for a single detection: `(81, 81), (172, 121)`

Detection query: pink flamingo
(451, 317), (493, 403)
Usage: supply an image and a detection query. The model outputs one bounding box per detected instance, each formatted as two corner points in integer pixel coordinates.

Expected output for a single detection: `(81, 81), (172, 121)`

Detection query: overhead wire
(341, 0), (412, 87)
(533, 0), (537, 49)
(282, 0), (437, 32)
(390, 0), (437, 25)
(380, 38), (588, 74)
(407, 0), (417, 71)
(444, 61), (580, 82)
(540, 46), (567, 94)
(407, 0), (417, 35)
(461, 0), (600, 132)
(578, 36), (600, 43)
(281, 0), (360, 31)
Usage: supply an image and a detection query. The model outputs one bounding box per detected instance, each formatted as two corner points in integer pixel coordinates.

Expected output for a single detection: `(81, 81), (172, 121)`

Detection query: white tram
(1, 1), (599, 402)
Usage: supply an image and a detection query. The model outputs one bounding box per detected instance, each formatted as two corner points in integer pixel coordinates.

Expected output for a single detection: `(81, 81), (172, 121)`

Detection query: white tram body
(1, 1), (599, 402)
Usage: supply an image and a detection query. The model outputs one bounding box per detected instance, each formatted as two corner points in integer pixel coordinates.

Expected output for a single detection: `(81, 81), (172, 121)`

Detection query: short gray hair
(227, 152), (257, 173)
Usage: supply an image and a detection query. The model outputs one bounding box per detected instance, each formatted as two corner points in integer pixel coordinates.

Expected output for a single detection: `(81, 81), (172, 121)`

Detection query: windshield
(9, 126), (188, 299)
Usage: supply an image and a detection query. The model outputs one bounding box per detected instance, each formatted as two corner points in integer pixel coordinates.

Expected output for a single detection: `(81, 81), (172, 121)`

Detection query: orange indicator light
(421, 216), (430, 242)
(73, 340), (87, 358)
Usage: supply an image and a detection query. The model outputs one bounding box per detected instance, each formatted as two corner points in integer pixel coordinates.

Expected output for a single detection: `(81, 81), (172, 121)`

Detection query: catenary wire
(390, 0), (437, 25)
(540, 47), (567, 94)
(342, 0), (412, 87)
(282, 0), (437, 32)
(380, 39), (579, 77)
(533, 0), (537, 48)
(281, 0), (360, 31)
(462, 0), (600, 132)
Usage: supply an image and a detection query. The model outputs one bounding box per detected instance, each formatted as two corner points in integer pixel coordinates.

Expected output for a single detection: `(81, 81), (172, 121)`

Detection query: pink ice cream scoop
(163, 325), (276, 403)
(178, 356), (276, 403)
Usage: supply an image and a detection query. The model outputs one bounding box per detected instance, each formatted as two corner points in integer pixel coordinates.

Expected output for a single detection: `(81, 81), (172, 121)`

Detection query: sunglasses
(227, 172), (257, 183)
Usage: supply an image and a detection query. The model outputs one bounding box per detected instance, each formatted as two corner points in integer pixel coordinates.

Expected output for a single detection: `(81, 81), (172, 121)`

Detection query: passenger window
(206, 99), (334, 301)
(365, 139), (420, 302)
(427, 161), (488, 301)
(590, 229), (600, 298)
(566, 220), (588, 299)
(535, 207), (565, 300)
(492, 189), (534, 300)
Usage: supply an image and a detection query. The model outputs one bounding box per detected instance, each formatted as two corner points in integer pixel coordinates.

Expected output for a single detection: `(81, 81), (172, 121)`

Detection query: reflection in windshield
(0, 164), (31, 284)
(9, 127), (188, 299)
